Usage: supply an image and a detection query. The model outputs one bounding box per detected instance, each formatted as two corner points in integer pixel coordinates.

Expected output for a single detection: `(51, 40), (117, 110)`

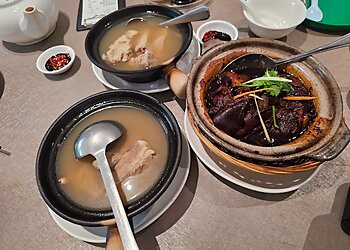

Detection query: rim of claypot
(187, 38), (350, 163)
(36, 90), (182, 226)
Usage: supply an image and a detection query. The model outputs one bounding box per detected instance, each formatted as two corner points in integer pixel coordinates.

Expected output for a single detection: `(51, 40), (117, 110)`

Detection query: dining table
(1, 0), (350, 249)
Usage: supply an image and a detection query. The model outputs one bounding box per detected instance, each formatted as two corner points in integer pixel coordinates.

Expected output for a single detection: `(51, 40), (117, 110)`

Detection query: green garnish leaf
(272, 105), (279, 129)
(240, 70), (294, 97)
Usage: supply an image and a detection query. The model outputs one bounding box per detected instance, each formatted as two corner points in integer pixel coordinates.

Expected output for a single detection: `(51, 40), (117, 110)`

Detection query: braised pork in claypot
(187, 39), (350, 165)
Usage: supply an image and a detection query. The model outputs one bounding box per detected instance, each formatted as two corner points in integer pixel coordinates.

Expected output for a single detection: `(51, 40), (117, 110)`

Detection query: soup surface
(99, 14), (183, 70)
(56, 106), (168, 210)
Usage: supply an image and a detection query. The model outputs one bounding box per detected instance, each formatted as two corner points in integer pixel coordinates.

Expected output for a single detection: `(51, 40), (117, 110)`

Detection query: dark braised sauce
(45, 53), (71, 71)
(204, 69), (317, 146)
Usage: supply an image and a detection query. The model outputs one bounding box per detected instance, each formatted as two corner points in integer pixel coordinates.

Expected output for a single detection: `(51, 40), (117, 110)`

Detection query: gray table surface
(1, 0), (350, 249)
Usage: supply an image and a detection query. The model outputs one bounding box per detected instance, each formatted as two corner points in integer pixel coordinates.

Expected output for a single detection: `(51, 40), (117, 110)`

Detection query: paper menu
(81, 0), (119, 28)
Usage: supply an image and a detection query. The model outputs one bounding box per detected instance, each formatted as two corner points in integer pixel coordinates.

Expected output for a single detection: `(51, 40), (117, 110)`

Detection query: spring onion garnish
(240, 70), (293, 97)
(249, 93), (264, 100)
(234, 88), (272, 99)
(272, 105), (279, 129)
(253, 95), (271, 143)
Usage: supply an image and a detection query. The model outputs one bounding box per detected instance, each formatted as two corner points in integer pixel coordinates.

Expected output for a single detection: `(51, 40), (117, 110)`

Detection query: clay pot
(187, 38), (350, 170)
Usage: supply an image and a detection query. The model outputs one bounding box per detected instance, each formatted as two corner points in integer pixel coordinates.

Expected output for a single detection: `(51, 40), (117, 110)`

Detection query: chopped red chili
(45, 53), (71, 71)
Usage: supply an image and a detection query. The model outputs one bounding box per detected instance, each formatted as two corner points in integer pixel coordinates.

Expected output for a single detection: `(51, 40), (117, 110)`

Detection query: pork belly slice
(102, 30), (139, 63)
(92, 140), (156, 183)
(113, 140), (156, 183)
(92, 151), (122, 170)
(133, 48), (157, 68)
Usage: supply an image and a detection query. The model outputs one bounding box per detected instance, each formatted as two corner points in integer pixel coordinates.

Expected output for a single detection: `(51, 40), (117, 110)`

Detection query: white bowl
(196, 20), (239, 44)
(242, 0), (306, 39)
(36, 45), (75, 75)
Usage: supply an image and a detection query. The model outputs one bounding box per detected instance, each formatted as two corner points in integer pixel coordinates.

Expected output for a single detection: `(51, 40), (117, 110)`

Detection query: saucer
(48, 132), (191, 243)
(92, 36), (200, 94)
(184, 110), (320, 194)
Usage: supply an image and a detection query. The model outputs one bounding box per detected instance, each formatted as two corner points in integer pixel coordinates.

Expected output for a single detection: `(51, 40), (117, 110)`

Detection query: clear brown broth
(55, 106), (169, 210)
(99, 15), (183, 70)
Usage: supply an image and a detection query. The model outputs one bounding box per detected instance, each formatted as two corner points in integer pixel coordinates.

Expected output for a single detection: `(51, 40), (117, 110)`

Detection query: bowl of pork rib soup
(85, 4), (193, 83)
(36, 90), (182, 226)
(186, 38), (350, 173)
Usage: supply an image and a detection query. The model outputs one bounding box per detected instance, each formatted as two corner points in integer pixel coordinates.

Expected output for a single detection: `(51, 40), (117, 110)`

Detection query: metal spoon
(74, 121), (139, 250)
(306, 0), (323, 22)
(126, 5), (210, 27)
(222, 33), (350, 76)
(125, 17), (146, 27)
(159, 5), (210, 26)
(0, 146), (11, 156)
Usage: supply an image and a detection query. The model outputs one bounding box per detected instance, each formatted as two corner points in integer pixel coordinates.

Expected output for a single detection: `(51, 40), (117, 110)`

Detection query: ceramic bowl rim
(242, 0), (306, 30)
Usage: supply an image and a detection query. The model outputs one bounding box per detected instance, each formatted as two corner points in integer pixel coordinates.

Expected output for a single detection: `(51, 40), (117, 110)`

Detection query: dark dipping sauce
(202, 30), (232, 43)
(45, 53), (71, 71)
(204, 68), (317, 146)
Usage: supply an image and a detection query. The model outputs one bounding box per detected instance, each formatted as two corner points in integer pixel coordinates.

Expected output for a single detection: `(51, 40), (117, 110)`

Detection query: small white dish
(36, 45), (75, 75)
(242, 0), (306, 39)
(184, 110), (320, 194)
(196, 20), (239, 44)
(48, 131), (191, 243)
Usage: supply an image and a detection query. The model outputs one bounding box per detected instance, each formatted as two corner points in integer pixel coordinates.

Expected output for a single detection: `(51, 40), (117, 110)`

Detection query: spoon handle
(95, 150), (139, 250)
(274, 33), (350, 66)
(159, 5), (210, 26)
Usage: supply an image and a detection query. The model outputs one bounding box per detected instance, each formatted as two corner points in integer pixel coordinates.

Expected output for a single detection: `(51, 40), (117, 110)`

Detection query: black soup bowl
(85, 4), (193, 83)
(36, 90), (182, 227)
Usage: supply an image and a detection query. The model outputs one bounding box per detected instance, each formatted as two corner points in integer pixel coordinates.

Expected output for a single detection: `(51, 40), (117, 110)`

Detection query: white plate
(92, 37), (200, 94)
(48, 132), (191, 243)
(184, 110), (320, 194)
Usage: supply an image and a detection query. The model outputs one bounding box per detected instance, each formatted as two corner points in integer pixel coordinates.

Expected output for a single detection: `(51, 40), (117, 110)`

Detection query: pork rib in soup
(55, 106), (169, 211)
(99, 15), (183, 70)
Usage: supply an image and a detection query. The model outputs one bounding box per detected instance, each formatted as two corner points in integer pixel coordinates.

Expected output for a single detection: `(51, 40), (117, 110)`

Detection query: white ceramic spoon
(306, 0), (323, 22)
(239, 0), (282, 27)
